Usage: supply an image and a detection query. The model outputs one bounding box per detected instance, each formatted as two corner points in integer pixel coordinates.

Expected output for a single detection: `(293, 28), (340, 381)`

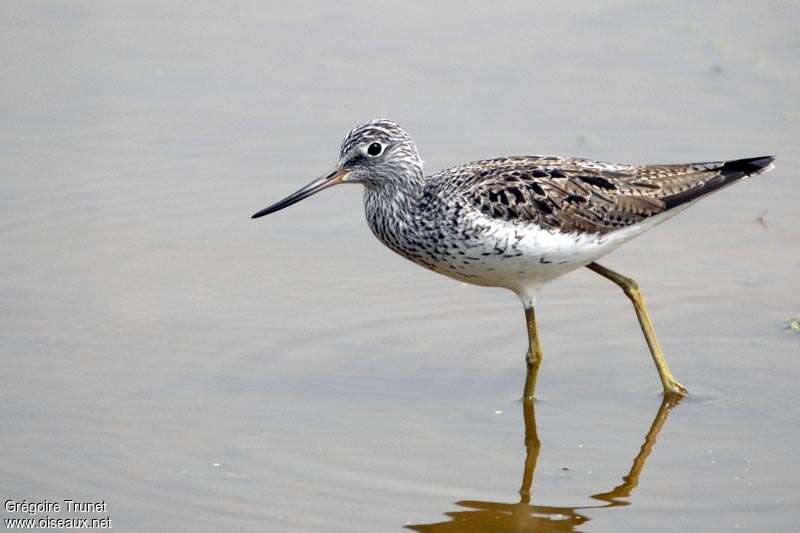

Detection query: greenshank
(252, 119), (774, 397)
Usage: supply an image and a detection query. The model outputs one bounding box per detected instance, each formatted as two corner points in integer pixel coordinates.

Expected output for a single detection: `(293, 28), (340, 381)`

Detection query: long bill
(251, 168), (349, 219)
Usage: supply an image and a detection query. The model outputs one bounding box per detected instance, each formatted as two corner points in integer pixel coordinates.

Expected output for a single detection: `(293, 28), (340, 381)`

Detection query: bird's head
(251, 119), (422, 219)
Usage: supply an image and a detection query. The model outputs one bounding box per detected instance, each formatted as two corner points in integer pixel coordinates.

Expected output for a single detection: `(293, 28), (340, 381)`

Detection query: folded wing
(455, 156), (774, 234)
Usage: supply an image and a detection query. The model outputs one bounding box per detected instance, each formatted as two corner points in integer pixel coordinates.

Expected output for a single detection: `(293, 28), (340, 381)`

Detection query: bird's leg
(586, 262), (688, 397)
(523, 306), (543, 400)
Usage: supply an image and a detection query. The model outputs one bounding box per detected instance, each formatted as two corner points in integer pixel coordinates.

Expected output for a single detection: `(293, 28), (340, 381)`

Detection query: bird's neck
(362, 169), (427, 254)
(364, 168), (425, 214)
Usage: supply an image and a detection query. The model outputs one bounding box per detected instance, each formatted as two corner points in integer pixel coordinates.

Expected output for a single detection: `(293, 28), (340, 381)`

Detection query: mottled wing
(451, 156), (774, 234)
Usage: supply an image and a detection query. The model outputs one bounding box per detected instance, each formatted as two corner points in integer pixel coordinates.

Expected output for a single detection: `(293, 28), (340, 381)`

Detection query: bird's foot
(663, 378), (688, 397)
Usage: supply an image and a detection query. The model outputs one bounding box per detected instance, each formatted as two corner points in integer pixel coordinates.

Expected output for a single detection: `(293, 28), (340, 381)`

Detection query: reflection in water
(407, 365), (681, 532)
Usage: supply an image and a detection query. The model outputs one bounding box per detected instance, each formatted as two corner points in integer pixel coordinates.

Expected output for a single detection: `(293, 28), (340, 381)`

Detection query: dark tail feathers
(718, 156), (775, 181)
(662, 156), (775, 210)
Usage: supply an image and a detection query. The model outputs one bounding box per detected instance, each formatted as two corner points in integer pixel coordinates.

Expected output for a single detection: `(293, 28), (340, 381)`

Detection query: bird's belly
(371, 210), (661, 294)
(426, 217), (641, 292)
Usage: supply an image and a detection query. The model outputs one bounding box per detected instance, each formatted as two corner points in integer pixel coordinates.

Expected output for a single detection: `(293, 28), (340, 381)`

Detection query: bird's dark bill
(251, 168), (348, 218)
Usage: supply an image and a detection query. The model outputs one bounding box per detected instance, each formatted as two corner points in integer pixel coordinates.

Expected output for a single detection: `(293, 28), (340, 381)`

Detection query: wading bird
(252, 119), (774, 397)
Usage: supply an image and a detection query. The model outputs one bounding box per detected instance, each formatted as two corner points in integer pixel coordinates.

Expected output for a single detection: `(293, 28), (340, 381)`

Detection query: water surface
(1, 2), (799, 531)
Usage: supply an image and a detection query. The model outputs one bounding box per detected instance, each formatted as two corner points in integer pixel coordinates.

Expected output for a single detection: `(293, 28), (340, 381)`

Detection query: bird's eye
(367, 142), (383, 156)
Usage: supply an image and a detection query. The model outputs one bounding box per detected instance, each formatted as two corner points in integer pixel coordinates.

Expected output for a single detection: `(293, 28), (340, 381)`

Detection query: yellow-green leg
(523, 306), (543, 400)
(586, 262), (688, 397)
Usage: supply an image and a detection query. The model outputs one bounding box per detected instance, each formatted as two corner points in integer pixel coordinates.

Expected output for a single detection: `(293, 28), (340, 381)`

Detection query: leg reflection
(519, 363), (541, 505)
(590, 395), (682, 506)
(405, 391), (682, 532)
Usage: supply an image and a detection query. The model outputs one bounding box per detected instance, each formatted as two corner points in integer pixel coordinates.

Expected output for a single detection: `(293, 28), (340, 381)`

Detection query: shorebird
(252, 119), (774, 397)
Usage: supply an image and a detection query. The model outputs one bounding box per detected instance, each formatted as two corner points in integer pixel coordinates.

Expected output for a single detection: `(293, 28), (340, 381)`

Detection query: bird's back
(427, 155), (775, 235)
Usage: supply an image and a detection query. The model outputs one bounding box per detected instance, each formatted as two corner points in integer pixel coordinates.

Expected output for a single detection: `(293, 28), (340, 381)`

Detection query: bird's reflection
(406, 364), (681, 532)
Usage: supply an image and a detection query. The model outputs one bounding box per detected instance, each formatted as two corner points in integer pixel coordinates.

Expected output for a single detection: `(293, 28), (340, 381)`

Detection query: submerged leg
(523, 306), (544, 400)
(586, 262), (688, 396)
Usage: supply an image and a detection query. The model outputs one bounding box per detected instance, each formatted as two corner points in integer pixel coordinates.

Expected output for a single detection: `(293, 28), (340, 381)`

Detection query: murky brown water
(2, 2), (799, 531)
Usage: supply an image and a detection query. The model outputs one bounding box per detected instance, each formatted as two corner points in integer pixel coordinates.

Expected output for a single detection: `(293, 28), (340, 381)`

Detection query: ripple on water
(626, 378), (750, 410)
(678, 380), (750, 408)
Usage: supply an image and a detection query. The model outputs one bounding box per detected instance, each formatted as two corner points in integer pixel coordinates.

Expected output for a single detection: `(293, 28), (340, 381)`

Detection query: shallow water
(2, 2), (799, 531)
